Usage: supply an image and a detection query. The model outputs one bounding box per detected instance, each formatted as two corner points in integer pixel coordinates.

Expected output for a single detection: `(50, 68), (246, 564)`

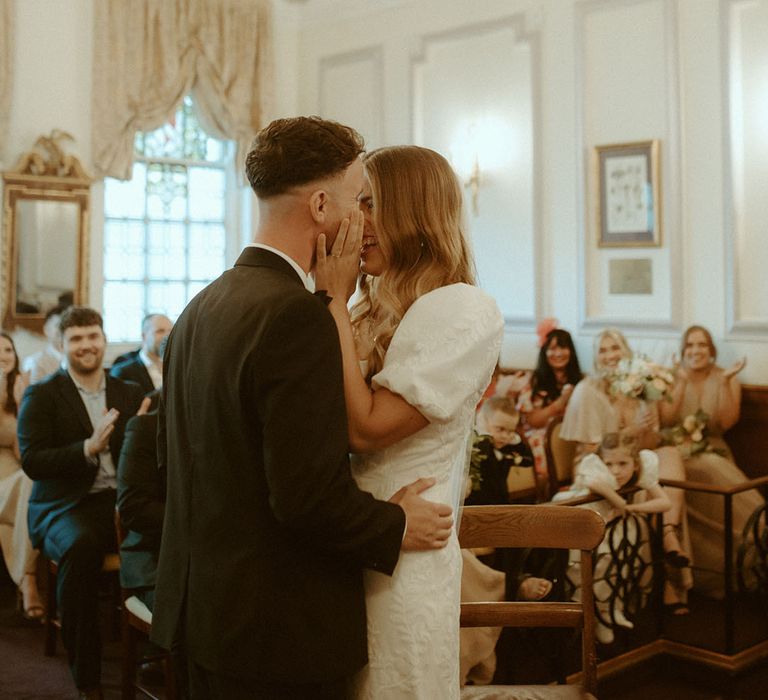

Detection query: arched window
(103, 96), (235, 342)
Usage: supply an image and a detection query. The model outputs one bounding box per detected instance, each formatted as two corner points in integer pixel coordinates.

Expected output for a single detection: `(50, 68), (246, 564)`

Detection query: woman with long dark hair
(517, 323), (583, 480)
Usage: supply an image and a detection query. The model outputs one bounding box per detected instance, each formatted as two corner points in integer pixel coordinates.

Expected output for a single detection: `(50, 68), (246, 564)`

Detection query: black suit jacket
(112, 348), (140, 367)
(110, 356), (155, 395)
(17, 369), (144, 548)
(151, 247), (405, 683)
(465, 436), (534, 506)
(117, 412), (164, 590)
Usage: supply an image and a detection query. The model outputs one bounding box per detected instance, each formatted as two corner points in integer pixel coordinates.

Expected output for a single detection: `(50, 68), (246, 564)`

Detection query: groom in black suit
(18, 306), (146, 699)
(151, 116), (453, 698)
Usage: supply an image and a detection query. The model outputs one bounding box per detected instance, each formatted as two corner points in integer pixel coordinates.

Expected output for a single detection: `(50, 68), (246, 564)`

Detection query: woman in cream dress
(0, 332), (44, 619)
(318, 146), (503, 699)
(560, 329), (693, 611)
(660, 325), (763, 596)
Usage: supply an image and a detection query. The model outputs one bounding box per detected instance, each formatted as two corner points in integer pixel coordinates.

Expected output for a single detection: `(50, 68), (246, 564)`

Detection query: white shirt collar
(139, 348), (157, 368)
(68, 369), (106, 395)
(139, 349), (163, 389)
(249, 243), (314, 291)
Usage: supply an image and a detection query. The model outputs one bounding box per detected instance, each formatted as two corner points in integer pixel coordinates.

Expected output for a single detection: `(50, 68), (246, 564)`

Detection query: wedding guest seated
(467, 397), (534, 506)
(517, 320), (583, 483)
(461, 397), (550, 683)
(110, 314), (172, 395)
(21, 305), (65, 385)
(554, 431), (671, 643)
(561, 328), (693, 613)
(18, 306), (147, 700)
(117, 390), (163, 612)
(659, 325), (763, 597)
(0, 333), (44, 620)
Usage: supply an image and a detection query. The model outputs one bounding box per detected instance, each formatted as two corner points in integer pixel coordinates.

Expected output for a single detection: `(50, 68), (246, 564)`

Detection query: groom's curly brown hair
(245, 116), (365, 198)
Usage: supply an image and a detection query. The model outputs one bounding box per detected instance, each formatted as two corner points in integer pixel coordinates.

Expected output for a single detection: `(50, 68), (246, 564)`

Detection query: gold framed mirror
(1, 130), (91, 333)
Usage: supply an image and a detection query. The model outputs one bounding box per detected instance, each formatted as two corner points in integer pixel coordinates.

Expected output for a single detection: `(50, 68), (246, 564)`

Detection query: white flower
(682, 415), (698, 433)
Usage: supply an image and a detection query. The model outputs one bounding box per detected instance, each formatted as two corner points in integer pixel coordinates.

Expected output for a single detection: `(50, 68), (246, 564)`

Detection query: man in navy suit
(110, 314), (172, 395)
(18, 306), (147, 700)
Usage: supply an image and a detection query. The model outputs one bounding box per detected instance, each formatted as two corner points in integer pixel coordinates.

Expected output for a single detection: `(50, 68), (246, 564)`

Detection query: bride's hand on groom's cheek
(315, 211), (364, 303)
(390, 477), (454, 551)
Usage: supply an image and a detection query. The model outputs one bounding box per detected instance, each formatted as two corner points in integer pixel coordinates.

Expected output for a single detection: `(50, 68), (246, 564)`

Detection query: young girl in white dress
(554, 431), (671, 643)
(317, 145), (504, 699)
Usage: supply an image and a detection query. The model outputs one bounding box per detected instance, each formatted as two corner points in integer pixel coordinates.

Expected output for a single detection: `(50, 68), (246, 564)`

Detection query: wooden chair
(115, 511), (178, 700)
(544, 417), (577, 498)
(459, 504), (605, 699)
(44, 552), (122, 656)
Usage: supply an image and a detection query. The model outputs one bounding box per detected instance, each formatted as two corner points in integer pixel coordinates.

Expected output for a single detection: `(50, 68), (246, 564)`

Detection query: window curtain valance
(0, 0), (14, 163)
(92, 0), (274, 181)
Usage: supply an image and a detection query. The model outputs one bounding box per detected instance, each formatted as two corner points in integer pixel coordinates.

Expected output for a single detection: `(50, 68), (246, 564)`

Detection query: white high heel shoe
(612, 607), (634, 629)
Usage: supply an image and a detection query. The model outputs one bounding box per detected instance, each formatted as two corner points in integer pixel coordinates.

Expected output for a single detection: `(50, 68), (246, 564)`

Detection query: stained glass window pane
(104, 95), (231, 342)
(205, 138), (224, 162)
(148, 222), (186, 280)
(141, 122), (185, 160)
(104, 221), (145, 280)
(188, 167), (225, 221)
(146, 164), (187, 221)
(104, 163), (146, 218)
(103, 282), (144, 341)
(147, 282), (187, 318)
(136, 96), (217, 163)
(189, 224), (226, 279)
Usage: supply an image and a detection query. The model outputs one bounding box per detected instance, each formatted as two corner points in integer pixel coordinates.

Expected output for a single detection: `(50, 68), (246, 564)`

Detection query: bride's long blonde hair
(350, 146), (476, 378)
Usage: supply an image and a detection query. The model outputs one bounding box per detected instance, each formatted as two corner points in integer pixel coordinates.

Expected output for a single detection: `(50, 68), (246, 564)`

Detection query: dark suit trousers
(189, 661), (350, 700)
(41, 489), (117, 690)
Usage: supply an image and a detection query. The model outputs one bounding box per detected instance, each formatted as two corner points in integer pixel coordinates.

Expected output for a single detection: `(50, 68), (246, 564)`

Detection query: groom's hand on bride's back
(389, 477), (453, 551)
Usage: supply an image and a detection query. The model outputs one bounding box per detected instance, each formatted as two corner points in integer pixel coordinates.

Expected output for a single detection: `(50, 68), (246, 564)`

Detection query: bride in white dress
(317, 145), (503, 699)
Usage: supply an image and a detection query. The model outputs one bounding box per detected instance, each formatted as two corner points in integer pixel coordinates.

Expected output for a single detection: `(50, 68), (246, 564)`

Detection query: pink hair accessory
(536, 318), (559, 347)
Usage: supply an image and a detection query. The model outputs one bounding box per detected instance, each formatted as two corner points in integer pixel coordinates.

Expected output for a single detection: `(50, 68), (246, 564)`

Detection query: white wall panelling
(577, 0), (682, 332)
(723, 0), (768, 336)
(4, 0), (767, 380)
(318, 46), (385, 148)
(411, 16), (541, 325)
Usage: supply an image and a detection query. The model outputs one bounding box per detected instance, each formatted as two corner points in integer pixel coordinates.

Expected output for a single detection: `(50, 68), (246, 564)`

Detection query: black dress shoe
(78, 687), (104, 700)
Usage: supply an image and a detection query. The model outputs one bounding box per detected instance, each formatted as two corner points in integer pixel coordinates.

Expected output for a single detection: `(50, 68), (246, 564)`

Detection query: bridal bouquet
(605, 354), (675, 402)
(659, 409), (725, 458)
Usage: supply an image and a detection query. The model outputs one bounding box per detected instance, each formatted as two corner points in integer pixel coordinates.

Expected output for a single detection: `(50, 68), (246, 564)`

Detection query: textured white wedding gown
(350, 283), (503, 699)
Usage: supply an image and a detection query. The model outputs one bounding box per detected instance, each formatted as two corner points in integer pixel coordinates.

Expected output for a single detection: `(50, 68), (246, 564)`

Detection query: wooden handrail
(461, 601), (584, 628)
(659, 474), (768, 495)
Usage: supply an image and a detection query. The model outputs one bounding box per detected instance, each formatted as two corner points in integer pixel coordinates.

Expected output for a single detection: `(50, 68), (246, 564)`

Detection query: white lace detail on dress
(351, 283), (503, 699)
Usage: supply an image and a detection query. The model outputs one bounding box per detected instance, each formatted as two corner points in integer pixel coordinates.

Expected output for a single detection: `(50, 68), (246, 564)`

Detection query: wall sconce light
(464, 155), (481, 217)
(451, 116), (512, 218)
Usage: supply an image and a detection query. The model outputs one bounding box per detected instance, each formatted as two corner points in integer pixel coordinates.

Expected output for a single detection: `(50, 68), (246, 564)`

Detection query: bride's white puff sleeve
(372, 284), (504, 423)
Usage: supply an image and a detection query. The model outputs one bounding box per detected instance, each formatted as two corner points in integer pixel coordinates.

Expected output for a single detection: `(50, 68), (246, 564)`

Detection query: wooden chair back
(544, 417), (577, 497)
(459, 505), (605, 697)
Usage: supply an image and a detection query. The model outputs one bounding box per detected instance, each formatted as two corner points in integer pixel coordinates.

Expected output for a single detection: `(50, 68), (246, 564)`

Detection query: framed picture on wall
(595, 140), (661, 247)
